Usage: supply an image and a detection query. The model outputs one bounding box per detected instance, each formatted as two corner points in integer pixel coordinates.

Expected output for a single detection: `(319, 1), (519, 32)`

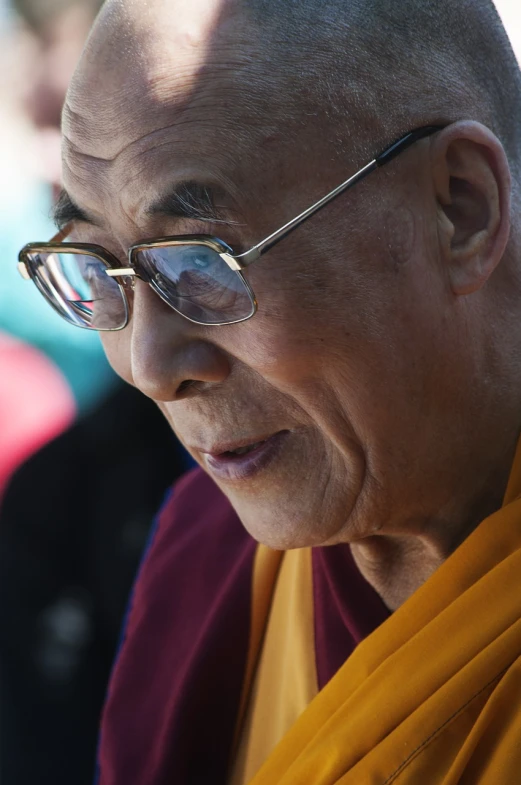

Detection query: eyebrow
(52, 190), (94, 228)
(52, 181), (237, 230)
(147, 181), (236, 225)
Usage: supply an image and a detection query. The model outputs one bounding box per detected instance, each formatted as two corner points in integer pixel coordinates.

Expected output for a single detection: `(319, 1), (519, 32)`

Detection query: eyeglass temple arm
(49, 224), (74, 243)
(236, 160), (378, 266)
(236, 125), (443, 267)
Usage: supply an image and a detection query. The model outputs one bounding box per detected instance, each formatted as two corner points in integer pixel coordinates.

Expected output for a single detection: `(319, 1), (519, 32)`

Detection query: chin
(229, 494), (351, 551)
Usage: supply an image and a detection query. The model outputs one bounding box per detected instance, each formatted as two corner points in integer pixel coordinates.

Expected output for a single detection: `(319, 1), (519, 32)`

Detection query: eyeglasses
(18, 125), (442, 330)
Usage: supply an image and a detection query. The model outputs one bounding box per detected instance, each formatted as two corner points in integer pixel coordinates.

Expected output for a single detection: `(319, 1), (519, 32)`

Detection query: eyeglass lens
(25, 251), (128, 330)
(135, 244), (255, 325)
(25, 244), (255, 330)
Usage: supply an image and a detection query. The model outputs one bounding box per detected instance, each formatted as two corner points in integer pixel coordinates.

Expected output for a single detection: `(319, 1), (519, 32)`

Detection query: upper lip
(191, 431), (286, 457)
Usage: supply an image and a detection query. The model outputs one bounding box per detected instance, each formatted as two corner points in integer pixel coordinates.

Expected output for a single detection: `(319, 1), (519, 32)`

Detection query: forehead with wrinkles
(63, 0), (261, 169)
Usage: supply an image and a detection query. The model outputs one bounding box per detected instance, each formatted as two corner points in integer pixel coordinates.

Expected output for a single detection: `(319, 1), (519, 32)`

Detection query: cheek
(239, 256), (344, 383)
(384, 206), (417, 269)
(100, 331), (134, 386)
(231, 312), (327, 390)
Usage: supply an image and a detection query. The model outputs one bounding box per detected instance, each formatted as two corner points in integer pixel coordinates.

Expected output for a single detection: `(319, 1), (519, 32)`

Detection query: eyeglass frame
(18, 124), (443, 329)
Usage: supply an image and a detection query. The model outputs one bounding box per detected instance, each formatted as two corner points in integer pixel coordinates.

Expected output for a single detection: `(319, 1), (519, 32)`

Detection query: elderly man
(17, 0), (521, 782)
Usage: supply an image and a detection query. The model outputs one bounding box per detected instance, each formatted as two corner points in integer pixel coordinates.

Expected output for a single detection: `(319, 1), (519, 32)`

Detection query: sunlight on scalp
(63, 0), (233, 161)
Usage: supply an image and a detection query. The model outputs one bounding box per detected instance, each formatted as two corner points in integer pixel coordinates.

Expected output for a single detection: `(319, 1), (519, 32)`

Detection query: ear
(431, 121), (511, 296)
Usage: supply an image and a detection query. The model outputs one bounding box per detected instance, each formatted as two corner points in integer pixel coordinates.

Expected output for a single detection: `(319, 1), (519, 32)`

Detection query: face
(61, 0), (490, 550)
(21, 5), (97, 192)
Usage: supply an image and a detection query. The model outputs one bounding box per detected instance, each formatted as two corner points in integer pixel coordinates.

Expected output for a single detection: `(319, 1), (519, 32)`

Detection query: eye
(183, 248), (213, 269)
(194, 256), (209, 269)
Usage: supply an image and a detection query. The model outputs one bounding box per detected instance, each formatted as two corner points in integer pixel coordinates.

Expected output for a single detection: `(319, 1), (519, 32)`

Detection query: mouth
(203, 431), (289, 481)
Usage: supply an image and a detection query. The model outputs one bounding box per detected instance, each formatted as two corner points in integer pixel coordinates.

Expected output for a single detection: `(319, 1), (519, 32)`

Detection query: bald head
(66, 0), (521, 190)
(65, 0), (243, 155)
(242, 0), (521, 176)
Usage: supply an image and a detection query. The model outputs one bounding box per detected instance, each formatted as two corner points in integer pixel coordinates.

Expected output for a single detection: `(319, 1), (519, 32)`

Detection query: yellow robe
(237, 439), (521, 784)
(230, 548), (318, 784)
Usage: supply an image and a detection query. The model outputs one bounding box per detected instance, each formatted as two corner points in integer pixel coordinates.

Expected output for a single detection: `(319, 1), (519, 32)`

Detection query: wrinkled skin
(62, 0), (521, 608)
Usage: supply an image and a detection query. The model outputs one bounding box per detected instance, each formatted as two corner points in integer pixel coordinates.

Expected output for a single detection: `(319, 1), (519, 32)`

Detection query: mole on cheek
(385, 207), (416, 269)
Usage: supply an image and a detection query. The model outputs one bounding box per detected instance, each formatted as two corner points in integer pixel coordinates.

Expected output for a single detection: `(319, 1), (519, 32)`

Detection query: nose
(129, 280), (232, 401)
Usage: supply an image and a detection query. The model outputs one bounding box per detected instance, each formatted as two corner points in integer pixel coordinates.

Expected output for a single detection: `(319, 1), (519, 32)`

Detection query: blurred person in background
(13, 0), (105, 198)
(0, 0), (90, 507)
(0, 0), (116, 413)
(0, 2), (191, 783)
(0, 332), (75, 501)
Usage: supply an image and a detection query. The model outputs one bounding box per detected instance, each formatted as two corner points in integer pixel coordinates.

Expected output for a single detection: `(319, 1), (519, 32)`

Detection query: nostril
(130, 335), (230, 402)
(177, 379), (196, 396)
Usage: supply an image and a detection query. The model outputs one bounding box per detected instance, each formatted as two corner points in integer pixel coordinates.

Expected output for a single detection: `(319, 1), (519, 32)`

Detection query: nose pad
(128, 249), (153, 284)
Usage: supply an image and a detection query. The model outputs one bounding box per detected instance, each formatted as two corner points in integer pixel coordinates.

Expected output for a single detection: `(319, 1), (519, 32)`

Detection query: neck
(351, 479), (509, 612)
(350, 535), (451, 611)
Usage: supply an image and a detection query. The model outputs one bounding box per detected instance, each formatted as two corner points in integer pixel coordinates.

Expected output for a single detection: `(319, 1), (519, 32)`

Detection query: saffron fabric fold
(249, 438), (521, 784)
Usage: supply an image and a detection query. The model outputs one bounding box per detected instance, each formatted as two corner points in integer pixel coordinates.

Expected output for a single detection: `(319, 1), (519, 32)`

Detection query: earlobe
(433, 122), (511, 296)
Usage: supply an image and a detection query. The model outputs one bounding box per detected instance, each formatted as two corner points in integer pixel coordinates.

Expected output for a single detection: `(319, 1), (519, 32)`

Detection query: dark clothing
(0, 382), (188, 785)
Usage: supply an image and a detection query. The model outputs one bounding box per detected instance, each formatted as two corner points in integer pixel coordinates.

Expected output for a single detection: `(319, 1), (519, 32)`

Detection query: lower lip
(205, 431), (289, 481)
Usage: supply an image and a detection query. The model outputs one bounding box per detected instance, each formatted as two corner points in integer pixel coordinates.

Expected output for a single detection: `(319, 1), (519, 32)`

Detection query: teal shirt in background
(0, 182), (117, 413)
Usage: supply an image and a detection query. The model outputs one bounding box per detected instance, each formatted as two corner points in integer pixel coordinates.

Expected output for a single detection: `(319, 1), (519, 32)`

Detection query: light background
(495, 0), (521, 60)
